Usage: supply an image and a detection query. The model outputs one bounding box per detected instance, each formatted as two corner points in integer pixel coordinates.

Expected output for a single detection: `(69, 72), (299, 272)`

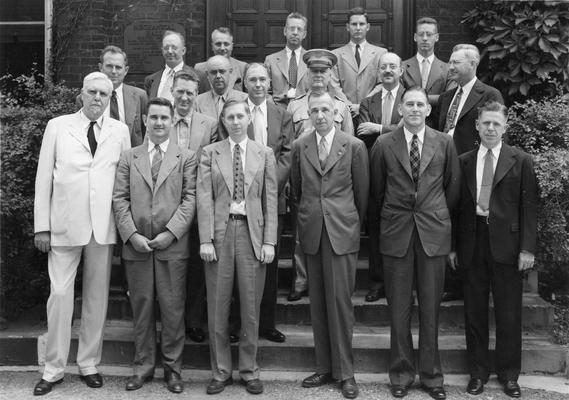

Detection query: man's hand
(286, 88), (297, 99)
(148, 231), (175, 250)
(357, 122), (381, 136)
(129, 232), (153, 253)
(518, 251), (535, 271)
(447, 251), (459, 270)
(348, 103), (360, 118)
(200, 243), (217, 263)
(260, 244), (275, 264)
(34, 231), (51, 253)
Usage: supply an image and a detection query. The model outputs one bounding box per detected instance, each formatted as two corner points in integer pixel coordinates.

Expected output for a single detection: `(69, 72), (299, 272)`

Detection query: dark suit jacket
(434, 79), (504, 155)
(113, 141), (197, 261)
(454, 144), (537, 268)
(358, 85), (404, 149)
(144, 64), (199, 98)
(402, 56), (453, 98)
(370, 126), (460, 257)
(291, 130), (369, 256)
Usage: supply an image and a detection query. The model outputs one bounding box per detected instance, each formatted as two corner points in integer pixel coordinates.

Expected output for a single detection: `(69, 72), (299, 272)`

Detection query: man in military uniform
(285, 49), (353, 302)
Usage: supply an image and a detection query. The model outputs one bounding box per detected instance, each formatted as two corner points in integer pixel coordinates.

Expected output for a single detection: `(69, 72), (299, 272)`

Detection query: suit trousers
(383, 228), (445, 388)
(42, 234), (112, 382)
(290, 203), (308, 292)
(125, 256), (187, 377)
(205, 218), (266, 381)
(186, 222), (206, 329)
(463, 218), (523, 382)
(367, 198), (384, 290)
(306, 224), (357, 381)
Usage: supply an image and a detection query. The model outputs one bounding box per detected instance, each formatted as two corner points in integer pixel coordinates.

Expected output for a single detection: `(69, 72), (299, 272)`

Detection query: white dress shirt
(79, 110), (104, 142)
(447, 76), (477, 137)
(416, 53), (435, 83)
(316, 127), (335, 155)
(285, 46), (303, 98)
(104, 83), (126, 123)
(248, 99), (268, 146)
(379, 84), (399, 130)
(349, 40), (367, 62)
(148, 138), (169, 164)
(476, 142), (502, 216)
(229, 136), (248, 215)
(157, 62), (184, 100)
(403, 126), (425, 157)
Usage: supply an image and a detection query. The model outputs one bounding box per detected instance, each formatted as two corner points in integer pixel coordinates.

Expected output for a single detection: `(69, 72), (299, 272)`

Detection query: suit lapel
(323, 132), (348, 175)
(426, 58), (443, 91)
(359, 45), (376, 72)
(341, 45), (358, 73)
(390, 128), (413, 180)
(98, 117), (114, 147)
(122, 85), (135, 128)
(133, 143), (153, 189)
(492, 144), (516, 190)
(405, 57), (422, 87)
(154, 141), (180, 191)
(215, 139), (234, 196)
(275, 49), (290, 82)
(304, 132), (323, 175)
(463, 150), (478, 202)
(244, 140), (262, 196)
(150, 70), (163, 98)
(297, 48), (308, 83)
(67, 112), (91, 153)
(265, 104), (279, 148)
(418, 127), (437, 177)
(458, 79), (483, 121)
(189, 113), (206, 151)
(390, 86), (404, 125)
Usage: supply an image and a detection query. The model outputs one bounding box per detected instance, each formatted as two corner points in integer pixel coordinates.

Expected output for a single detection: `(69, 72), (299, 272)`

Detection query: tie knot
(235, 143), (240, 152)
(112, 90), (117, 97)
(356, 44), (360, 49)
(320, 136), (327, 145)
(486, 148), (493, 157)
(154, 144), (161, 151)
(89, 121), (96, 128)
(291, 50), (295, 57)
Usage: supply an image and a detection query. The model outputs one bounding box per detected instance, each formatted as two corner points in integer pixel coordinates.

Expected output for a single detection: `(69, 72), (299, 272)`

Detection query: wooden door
(206, 0), (414, 63)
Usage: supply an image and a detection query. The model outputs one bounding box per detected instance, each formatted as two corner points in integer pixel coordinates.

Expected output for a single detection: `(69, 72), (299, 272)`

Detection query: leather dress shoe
(341, 377), (359, 399)
(441, 291), (462, 302)
(242, 378), (264, 394)
(302, 372), (333, 388)
(390, 385), (409, 398)
(164, 369), (184, 393)
(125, 375), (152, 391)
(503, 380), (521, 398)
(187, 327), (206, 343)
(423, 386), (446, 400)
(229, 331), (239, 343)
(466, 378), (484, 395)
(80, 373), (103, 388)
(287, 290), (307, 302)
(33, 378), (63, 396)
(206, 377), (233, 394)
(365, 288), (385, 302)
(259, 328), (286, 343)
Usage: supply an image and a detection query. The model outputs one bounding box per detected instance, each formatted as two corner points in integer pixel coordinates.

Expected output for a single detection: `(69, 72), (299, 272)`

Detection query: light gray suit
(193, 89), (249, 120)
(264, 48), (310, 107)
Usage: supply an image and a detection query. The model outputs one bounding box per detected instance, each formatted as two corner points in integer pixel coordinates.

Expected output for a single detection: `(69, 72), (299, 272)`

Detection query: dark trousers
(383, 228), (445, 388)
(185, 222), (205, 329)
(306, 224), (357, 381)
(367, 198), (384, 290)
(463, 218), (523, 382)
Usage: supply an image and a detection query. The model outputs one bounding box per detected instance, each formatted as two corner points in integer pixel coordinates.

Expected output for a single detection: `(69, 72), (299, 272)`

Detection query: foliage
(506, 91), (569, 274)
(552, 295), (569, 345)
(462, 0), (569, 102)
(0, 71), (78, 320)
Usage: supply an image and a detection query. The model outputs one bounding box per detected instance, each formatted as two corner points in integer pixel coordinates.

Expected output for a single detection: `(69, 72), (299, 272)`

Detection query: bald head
(207, 55), (233, 95)
(379, 52), (403, 90)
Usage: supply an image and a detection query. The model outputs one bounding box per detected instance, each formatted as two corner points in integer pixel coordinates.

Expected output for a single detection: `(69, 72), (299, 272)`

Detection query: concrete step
(81, 290), (553, 331)
(1, 322), (565, 375)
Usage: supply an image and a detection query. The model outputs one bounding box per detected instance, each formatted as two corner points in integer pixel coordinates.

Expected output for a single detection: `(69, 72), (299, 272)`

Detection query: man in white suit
(332, 7), (387, 119)
(33, 72), (130, 395)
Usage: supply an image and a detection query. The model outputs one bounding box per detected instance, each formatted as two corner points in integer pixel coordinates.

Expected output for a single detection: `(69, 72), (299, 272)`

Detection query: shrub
(0, 71), (78, 320)
(462, 0), (569, 102)
(506, 91), (569, 295)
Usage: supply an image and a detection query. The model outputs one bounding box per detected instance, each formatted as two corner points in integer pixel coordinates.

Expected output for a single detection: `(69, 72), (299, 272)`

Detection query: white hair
(82, 71), (113, 92)
(452, 44), (480, 67)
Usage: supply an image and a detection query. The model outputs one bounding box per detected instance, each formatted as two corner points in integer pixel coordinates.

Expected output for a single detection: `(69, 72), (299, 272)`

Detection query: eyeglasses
(208, 69), (228, 75)
(162, 45), (180, 51)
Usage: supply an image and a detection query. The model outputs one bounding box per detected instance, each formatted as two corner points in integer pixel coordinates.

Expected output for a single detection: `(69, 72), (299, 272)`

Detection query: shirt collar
(164, 62), (184, 75)
(403, 126), (425, 144)
(285, 46), (302, 57)
(248, 99), (267, 114)
(416, 53), (435, 64)
(316, 127), (335, 145)
(80, 110), (104, 129)
(350, 40), (367, 51)
(460, 76), (477, 96)
(148, 138), (170, 154)
(229, 136), (248, 152)
(174, 111), (192, 125)
(113, 83), (123, 94)
(382, 84), (400, 99)
(478, 141), (502, 160)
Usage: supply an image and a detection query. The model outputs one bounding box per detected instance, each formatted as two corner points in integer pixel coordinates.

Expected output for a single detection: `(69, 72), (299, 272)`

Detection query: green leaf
(478, 33), (495, 44)
(520, 82), (530, 96)
(539, 37), (553, 52)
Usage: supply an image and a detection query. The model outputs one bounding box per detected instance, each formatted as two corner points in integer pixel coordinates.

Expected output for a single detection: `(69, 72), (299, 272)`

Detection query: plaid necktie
(233, 143), (245, 202)
(443, 87), (463, 133)
(410, 134), (420, 189)
(478, 149), (494, 212)
(176, 118), (191, 149)
(87, 121), (97, 156)
(289, 50), (298, 88)
(318, 135), (328, 169)
(151, 144), (163, 186)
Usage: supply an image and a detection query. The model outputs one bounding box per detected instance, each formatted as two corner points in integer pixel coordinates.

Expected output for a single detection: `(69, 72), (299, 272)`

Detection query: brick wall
(415, 0), (477, 62)
(55, 0), (207, 88)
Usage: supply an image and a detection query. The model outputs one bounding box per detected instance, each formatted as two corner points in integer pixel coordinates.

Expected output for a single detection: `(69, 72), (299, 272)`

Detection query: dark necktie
(478, 149), (494, 212)
(443, 87), (463, 133)
(87, 121), (97, 156)
(151, 144), (163, 186)
(110, 90), (120, 120)
(318, 136), (328, 169)
(289, 50), (298, 88)
(233, 144), (245, 202)
(355, 44), (361, 68)
(410, 134), (420, 189)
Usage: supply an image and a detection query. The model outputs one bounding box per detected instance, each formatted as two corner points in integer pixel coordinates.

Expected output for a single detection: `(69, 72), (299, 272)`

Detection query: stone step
(1, 322), (565, 375)
(81, 290), (553, 331)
